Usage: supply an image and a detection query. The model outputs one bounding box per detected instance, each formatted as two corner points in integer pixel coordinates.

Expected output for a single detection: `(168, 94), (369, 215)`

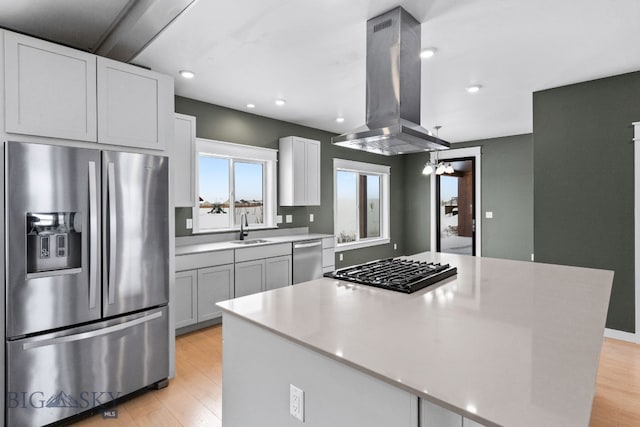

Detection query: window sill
(335, 238), (390, 252)
(193, 225), (278, 235)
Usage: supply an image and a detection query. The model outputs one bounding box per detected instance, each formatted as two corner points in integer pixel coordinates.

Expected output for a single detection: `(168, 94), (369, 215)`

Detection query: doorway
(436, 158), (476, 255)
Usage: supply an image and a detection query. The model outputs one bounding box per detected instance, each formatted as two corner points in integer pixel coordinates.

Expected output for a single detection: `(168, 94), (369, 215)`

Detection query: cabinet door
(265, 255), (292, 291)
(97, 57), (173, 150)
(463, 418), (484, 427)
(305, 139), (321, 205)
(4, 31), (97, 141)
(235, 260), (266, 298)
(198, 264), (234, 322)
(175, 270), (198, 329)
(292, 137), (307, 204)
(420, 399), (462, 427)
(173, 114), (196, 207)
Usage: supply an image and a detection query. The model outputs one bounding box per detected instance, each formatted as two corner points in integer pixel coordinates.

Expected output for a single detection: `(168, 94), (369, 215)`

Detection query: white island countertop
(217, 252), (613, 426)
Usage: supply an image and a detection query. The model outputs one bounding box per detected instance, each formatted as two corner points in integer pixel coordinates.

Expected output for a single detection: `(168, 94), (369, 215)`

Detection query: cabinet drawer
(176, 250), (234, 271)
(322, 248), (335, 268)
(322, 237), (335, 249)
(235, 243), (291, 263)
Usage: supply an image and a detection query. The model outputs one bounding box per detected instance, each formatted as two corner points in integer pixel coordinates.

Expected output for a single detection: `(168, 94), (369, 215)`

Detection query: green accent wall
(174, 96), (404, 268)
(402, 134), (534, 262)
(533, 71), (640, 333)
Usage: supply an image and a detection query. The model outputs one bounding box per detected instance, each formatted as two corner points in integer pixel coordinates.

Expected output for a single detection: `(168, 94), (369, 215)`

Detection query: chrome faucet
(239, 212), (249, 240)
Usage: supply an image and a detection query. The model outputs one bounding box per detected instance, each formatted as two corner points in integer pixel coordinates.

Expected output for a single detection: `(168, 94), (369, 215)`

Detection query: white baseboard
(604, 328), (638, 343)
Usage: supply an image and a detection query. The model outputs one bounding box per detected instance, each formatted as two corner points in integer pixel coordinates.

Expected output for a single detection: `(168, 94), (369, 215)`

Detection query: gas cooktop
(324, 258), (457, 294)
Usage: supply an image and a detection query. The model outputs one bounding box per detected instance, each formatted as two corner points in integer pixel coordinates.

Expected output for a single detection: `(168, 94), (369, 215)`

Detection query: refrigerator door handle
(107, 162), (117, 305)
(88, 161), (98, 309)
(21, 311), (163, 351)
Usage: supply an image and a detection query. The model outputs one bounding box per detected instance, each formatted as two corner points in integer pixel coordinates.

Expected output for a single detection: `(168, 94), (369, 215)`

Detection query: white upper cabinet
(97, 57), (173, 150)
(172, 113), (196, 207)
(4, 31), (97, 141)
(279, 136), (321, 206)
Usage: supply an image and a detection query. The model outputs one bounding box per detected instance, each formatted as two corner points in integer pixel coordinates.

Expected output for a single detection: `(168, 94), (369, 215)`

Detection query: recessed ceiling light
(420, 47), (437, 59)
(275, 99), (286, 106)
(466, 85), (482, 93)
(336, 117), (345, 123)
(246, 103), (255, 109)
(179, 70), (195, 79)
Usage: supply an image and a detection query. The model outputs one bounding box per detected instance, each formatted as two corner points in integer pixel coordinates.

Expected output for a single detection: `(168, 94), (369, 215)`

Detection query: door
(266, 255), (292, 290)
(235, 260), (265, 297)
(102, 151), (169, 317)
(6, 142), (101, 337)
(436, 158), (476, 255)
(4, 31), (97, 141)
(198, 264), (234, 322)
(97, 57), (173, 150)
(175, 270), (198, 329)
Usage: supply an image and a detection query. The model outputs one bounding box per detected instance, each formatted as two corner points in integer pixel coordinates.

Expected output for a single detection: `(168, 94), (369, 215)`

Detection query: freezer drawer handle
(294, 241), (322, 249)
(21, 311), (163, 350)
(107, 162), (117, 305)
(88, 161), (98, 309)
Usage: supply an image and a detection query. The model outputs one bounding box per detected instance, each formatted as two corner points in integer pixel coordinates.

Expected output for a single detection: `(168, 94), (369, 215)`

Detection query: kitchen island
(217, 252), (613, 426)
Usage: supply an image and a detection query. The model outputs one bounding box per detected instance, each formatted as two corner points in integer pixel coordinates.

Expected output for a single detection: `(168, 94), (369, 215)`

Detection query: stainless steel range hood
(332, 7), (450, 156)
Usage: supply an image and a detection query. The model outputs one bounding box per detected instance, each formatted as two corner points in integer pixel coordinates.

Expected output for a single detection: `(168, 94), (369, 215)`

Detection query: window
(195, 138), (277, 233)
(333, 159), (390, 250)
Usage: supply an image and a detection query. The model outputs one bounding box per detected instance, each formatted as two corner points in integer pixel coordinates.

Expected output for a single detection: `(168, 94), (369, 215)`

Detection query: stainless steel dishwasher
(292, 239), (323, 284)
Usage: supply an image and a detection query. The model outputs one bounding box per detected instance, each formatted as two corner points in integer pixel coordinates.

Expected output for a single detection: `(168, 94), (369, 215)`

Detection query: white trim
(632, 121), (640, 342)
(333, 158), (391, 249)
(430, 146), (482, 256)
(196, 137), (278, 162)
(604, 328), (638, 343)
(335, 238), (391, 252)
(333, 158), (391, 175)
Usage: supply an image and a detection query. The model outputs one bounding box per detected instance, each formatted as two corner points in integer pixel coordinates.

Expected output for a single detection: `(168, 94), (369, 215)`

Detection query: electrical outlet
(286, 215), (293, 223)
(485, 211), (493, 219)
(531, 253), (535, 262)
(339, 253), (343, 261)
(186, 218), (193, 229)
(393, 243), (397, 250)
(309, 213), (314, 222)
(289, 384), (304, 422)
(276, 215), (283, 224)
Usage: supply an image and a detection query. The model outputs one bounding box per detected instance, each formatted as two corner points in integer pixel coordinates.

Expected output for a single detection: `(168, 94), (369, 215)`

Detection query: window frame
(194, 138), (277, 233)
(333, 158), (390, 251)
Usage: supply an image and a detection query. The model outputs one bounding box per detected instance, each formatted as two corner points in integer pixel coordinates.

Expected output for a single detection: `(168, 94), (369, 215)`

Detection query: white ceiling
(133, 0), (640, 143)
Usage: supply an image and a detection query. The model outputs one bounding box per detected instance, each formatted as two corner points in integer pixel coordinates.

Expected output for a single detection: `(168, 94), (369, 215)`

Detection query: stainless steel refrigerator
(5, 141), (169, 426)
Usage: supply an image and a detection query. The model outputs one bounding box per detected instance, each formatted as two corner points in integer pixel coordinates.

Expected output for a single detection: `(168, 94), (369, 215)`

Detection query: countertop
(217, 252), (613, 427)
(175, 233), (333, 256)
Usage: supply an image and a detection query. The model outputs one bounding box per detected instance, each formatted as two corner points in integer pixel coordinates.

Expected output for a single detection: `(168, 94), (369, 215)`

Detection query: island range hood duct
(332, 7), (450, 156)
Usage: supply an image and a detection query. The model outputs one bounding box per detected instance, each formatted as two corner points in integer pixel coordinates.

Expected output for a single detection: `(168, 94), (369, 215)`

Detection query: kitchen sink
(231, 239), (270, 245)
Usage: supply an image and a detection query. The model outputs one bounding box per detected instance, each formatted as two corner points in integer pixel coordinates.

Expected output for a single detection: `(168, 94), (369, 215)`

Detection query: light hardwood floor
(73, 327), (639, 426)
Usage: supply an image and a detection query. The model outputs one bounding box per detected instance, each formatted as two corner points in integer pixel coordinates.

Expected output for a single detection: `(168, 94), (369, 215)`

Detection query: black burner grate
(325, 258), (457, 293)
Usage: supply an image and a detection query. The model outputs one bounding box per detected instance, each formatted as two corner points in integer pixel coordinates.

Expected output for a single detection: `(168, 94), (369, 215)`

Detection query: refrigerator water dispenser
(26, 212), (81, 273)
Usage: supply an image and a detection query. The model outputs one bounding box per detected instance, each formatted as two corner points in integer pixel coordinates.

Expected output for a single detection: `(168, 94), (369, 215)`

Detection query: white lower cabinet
(175, 270), (198, 329)
(235, 259), (266, 298)
(197, 265), (234, 322)
(174, 262), (234, 332)
(420, 399), (485, 427)
(235, 255), (292, 296)
(265, 255), (292, 291)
